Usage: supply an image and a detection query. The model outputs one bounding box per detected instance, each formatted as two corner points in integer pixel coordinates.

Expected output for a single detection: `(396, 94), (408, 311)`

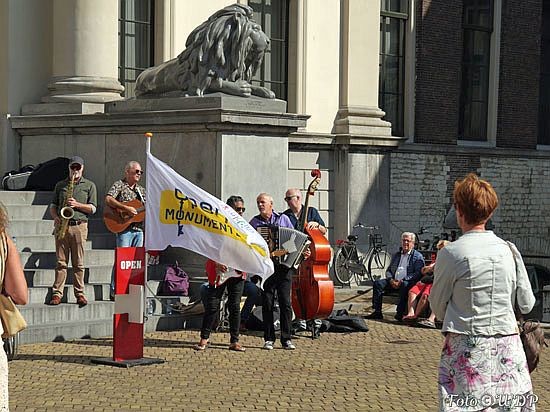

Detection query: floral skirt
(438, 333), (536, 412)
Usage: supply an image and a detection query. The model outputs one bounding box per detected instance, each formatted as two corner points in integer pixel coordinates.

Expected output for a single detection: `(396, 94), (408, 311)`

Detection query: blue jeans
(372, 278), (414, 317)
(200, 280), (261, 323)
(110, 229), (144, 294)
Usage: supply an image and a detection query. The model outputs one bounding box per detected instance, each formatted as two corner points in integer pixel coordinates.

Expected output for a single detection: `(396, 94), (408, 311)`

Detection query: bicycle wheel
(332, 247), (355, 286)
(367, 250), (391, 281)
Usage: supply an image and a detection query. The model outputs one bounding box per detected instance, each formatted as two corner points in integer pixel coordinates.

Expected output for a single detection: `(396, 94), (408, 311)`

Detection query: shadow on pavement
(15, 354), (106, 366)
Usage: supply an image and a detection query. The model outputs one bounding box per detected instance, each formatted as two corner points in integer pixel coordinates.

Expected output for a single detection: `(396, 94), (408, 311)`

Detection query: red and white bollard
(92, 247), (164, 367)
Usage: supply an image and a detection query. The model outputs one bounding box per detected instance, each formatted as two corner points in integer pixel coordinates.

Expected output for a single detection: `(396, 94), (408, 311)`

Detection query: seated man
(366, 232), (425, 321)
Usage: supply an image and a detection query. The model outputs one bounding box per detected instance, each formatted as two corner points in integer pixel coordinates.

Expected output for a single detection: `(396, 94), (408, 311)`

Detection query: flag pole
(145, 132), (152, 154)
(144, 132), (152, 322)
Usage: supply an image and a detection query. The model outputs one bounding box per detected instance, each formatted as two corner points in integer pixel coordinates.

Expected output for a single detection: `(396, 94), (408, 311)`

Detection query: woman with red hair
(430, 174), (536, 411)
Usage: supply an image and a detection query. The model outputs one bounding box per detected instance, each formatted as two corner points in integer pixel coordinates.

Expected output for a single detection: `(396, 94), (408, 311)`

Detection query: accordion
(257, 225), (310, 269)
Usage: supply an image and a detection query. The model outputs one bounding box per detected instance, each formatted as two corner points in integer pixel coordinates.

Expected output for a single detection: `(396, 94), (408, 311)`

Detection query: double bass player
(283, 188), (327, 338)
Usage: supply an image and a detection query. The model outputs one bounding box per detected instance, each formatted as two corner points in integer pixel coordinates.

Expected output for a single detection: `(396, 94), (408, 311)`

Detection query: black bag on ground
(26, 157), (70, 191)
(2, 165), (35, 190)
(246, 306), (280, 331)
(320, 309), (369, 333)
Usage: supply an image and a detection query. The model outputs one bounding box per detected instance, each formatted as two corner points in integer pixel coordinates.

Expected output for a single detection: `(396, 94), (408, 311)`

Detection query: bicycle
(332, 224), (392, 287)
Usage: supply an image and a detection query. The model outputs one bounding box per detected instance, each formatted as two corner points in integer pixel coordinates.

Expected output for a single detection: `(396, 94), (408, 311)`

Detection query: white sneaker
(283, 340), (296, 350)
(262, 341), (274, 350)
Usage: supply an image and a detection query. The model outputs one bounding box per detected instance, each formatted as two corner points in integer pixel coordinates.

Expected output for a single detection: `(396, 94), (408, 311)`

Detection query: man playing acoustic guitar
(105, 161), (146, 299)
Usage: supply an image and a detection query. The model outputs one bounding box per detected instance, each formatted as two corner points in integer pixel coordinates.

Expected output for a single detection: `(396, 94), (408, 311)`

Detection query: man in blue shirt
(249, 193), (296, 350)
(366, 232), (425, 321)
(283, 188), (327, 338)
(282, 188), (326, 236)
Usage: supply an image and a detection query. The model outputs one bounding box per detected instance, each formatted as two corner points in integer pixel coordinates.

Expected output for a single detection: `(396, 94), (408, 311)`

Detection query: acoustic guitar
(103, 199), (145, 234)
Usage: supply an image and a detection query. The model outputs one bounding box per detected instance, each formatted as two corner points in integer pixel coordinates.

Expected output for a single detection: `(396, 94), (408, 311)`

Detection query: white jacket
(430, 230), (535, 336)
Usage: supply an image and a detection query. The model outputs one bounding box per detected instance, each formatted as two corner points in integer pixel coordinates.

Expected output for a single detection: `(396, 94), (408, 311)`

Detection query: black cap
(69, 156), (84, 166)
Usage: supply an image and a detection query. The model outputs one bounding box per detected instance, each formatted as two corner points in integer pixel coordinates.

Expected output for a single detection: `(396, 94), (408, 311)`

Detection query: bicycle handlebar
(353, 223), (379, 230)
(417, 226), (435, 235)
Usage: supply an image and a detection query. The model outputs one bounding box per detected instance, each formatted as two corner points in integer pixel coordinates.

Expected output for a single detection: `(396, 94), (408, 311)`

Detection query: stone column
(333, 0), (397, 145)
(43, 0), (124, 103)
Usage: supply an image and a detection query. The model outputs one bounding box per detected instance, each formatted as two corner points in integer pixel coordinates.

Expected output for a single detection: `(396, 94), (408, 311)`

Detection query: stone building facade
(1, 0), (549, 267)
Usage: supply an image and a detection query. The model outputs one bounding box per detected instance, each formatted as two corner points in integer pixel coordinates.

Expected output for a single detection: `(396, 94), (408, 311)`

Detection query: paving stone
(6, 288), (550, 411)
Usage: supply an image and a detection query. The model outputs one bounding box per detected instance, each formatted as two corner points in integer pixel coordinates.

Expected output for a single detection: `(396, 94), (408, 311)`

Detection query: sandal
(228, 342), (246, 352)
(402, 315), (417, 323)
(194, 340), (209, 351)
(417, 319), (436, 329)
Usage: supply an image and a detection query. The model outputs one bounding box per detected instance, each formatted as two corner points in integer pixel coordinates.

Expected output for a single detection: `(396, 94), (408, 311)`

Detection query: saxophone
(55, 172), (76, 240)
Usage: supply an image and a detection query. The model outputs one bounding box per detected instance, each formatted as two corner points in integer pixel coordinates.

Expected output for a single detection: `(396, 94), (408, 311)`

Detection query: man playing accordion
(249, 193), (296, 351)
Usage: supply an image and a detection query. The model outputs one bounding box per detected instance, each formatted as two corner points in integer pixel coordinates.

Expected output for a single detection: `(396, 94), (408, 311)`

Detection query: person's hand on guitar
(125, 205), (139, 216)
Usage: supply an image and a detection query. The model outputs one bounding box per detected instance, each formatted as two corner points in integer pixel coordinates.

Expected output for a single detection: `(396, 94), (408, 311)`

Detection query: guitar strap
(134, 185), (145, 204)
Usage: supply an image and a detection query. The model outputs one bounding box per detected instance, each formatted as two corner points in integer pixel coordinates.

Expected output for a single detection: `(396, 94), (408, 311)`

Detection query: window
(459, 0), (493, 141)
(249, 0), (289, 100)
(119, 0), (154, 98)
(539, 0), (550, 145)
(379, 0), (409, 137)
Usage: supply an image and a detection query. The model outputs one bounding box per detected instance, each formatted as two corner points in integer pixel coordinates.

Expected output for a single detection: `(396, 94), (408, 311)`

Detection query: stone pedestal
(10, 94), (308, 276)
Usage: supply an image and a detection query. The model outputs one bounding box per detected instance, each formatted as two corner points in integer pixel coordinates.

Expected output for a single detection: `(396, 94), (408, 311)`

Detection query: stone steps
(5, 204), (52, 220)
(20, 249), (115, 269)
(0, 189), (120, 344)
(27, 284), (111, 304)
(19, 301), (114, 325)
(0, 190), (52, 205)
(18, 319), (113, 345)
(9, 218), (109, 236)
(2, 189), (218, 344)
(14, 234), (96, 251)
(25, 265), (113, 287)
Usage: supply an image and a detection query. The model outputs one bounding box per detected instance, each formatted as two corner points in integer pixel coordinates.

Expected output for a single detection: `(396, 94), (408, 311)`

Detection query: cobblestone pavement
(7, 290), (550, 411)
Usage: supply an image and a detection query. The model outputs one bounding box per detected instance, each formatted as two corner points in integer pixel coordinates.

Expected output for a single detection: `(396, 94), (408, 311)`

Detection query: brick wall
(497, 0), (542, 149)
(481, 157), (550, 254)
(415, 0), (463, 144)
(390, 150), (550, 257)
(389, 152), (449, 248)
(444, 154), (481, 207)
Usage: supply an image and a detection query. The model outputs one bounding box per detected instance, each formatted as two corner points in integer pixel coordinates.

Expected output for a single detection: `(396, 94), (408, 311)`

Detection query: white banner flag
(145, 152), (274, 279)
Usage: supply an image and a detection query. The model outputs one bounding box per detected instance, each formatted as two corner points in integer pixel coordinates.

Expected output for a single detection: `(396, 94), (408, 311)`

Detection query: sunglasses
(284, 195), (298, 202)
(70, 164), (82, 170)
(133, 170), (144, 175)
(235, 207), (246, 212)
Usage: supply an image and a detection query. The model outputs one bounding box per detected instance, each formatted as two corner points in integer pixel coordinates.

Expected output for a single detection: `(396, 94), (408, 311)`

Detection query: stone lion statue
(135, 4), (275, 99)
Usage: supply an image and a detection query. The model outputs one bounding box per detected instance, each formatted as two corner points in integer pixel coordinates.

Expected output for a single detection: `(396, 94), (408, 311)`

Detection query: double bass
(291, 170), (334, 328)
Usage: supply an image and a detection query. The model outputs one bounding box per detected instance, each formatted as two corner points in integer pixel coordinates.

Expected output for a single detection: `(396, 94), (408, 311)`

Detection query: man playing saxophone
(49, 156), (97, 307)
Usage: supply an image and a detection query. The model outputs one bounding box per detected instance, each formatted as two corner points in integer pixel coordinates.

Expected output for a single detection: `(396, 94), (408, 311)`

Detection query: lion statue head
(135, 4), (276, 99)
